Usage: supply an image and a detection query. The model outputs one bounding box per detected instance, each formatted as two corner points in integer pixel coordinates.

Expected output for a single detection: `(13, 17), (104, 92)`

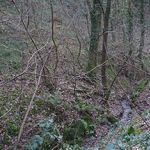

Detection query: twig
(15, 49), (52, 149)
(12, 1), (52, 89)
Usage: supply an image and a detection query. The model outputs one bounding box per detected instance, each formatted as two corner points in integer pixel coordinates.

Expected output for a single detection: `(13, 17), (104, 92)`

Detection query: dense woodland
(0, 0), (150, 149)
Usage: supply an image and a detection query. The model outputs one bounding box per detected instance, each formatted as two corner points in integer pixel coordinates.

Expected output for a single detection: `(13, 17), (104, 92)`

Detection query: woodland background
(0, 0), (150, 149)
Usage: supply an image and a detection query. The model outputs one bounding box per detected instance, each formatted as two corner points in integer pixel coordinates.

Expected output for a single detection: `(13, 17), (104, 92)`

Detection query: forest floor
(0, 73), (150, 149)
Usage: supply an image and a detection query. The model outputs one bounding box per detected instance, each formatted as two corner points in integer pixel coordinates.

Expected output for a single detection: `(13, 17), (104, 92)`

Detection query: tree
(137, 0), (145, 69)
(127, 0), (134, 55)
(87, 0), (102, 79)
(101, 0), (112, 100)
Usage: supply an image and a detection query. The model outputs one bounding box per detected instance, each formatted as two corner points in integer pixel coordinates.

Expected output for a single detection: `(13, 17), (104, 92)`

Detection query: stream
(120, 97), (132, 125)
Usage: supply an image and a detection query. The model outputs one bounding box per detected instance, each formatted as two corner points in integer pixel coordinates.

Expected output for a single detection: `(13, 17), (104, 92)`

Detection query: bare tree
(87, 0), (102, 79)
(127, 0), (134, 55)
(101, 0), (112, 100)
(137, 0), (145, 69)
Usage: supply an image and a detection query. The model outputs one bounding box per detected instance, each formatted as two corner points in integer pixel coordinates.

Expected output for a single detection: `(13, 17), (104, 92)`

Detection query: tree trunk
(101, 0), (112, 100)
(138, 0), (145, 69)
(87, 0), (102, 79)
(127, 0), (133, 55)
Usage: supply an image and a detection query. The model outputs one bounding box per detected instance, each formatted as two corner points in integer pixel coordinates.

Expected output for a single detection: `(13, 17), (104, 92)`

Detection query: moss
(63, 116), (95, 144)
(6, 121), (18, 136)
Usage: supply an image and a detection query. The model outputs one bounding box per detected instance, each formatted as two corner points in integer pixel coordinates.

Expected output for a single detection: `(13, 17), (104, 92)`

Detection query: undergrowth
(101, 109), (150, 150)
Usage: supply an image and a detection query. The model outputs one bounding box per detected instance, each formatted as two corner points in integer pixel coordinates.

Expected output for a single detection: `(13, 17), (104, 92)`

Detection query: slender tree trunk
(87, 0), (101, 79)
(121, 0), (127, 44)
(127, 0), (133, 55)
(127, 0), (136, 83)
(138, 0), (145, 69)
(101, 0), (112, 100)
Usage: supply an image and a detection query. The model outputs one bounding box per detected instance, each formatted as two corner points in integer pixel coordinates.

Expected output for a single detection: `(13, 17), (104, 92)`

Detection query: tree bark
(138, 0), (145, 69)
(127, 0), (133, 55)
(101, 0), (112, 100)
(87, 0), (102, 79)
